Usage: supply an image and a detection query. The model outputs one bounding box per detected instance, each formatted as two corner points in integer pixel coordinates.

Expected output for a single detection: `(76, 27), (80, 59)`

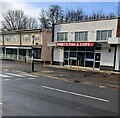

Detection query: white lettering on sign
(56, 42), (94, 47)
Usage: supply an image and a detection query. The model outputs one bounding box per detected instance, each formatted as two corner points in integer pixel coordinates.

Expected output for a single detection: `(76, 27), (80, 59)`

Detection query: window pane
(65, 33), (68, 41)
(57, 32), (68, 41)
(108, 30), (112, 37)
(57, 33), (60, 41)
(84, 32), (88, 41)
(79, 32), (84, 41)
(75, 32), (79, 41)
(101, 31), (107, 40)
(96, 31), (100, 40)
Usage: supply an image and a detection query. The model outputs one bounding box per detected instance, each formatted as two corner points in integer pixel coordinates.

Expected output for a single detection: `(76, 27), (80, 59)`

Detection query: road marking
(0, 74), (12, 78)
(15, 78), (22, 81)
(41, 85), (109, 103)
(3, 79), (10, 81)
(28, 78), (36, 80)
(0, 103), (2, 105)
(24, 73), (38, 78)
(5, 73), (25, 77)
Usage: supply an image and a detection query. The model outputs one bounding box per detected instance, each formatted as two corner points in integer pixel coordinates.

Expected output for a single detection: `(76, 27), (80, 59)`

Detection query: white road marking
(3, 79), (10, 81)
(41, 85), (109, 103)
(24, 73), (38, 78)
(15, 78), (22, 81)
(0, 74), (12, 78)
(28, 78), (36, 80)
(0, 103), (2, 105)
(5, 73), (25, 77)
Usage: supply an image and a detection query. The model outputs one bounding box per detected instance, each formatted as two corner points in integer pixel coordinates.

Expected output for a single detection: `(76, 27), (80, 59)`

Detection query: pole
(32, 35), (35, 72)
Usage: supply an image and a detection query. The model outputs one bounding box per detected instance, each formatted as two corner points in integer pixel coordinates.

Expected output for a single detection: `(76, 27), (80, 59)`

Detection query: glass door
(69, 51), (77, 66)
(64, 52), (69, 65)
(94, 53), (101, 68)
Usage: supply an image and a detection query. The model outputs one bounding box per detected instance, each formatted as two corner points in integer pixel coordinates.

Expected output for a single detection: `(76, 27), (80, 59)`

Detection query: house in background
(48, 17), (120, 71)
(0, 29), (52, 62)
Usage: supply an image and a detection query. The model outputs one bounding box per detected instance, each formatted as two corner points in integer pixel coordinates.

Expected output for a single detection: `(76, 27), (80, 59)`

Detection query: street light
(31, 33), (35, 72)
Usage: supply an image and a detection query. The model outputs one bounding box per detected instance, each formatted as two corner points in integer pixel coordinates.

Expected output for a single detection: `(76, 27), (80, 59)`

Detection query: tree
(27, 17), (38, 29)
(47, 5), (64, 25)
(65, 8), (86, 22)
(89, 10), (106, 20)
(106, 12), (116, 18)
(2, 9), (38, 31)
(39, 9), (50, 29)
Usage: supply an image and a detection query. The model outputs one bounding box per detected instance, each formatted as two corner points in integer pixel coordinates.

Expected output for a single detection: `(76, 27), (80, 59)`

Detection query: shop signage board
(56, 42), (94, 47)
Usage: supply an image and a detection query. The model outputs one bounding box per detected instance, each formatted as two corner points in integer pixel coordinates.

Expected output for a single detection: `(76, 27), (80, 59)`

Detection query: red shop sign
(56, 42), (94, 47)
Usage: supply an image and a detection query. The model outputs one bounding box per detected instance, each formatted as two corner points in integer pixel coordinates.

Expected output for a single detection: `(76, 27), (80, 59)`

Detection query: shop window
(6, 49), (13, 54)
(19, 49), (26, 56)
(70, 52), (76, 57)
(78, 47), (85, 51)
(70, 46), (76, 51)
(64, 47), (69, 51)
(86, 52), (94, 59)
(34, 49), (41, 59)
(95, 47), (101, 50)
(85, 47), (94, 51)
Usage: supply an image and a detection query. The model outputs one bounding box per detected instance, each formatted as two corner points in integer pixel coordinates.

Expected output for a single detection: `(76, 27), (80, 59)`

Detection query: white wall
(53, 47), (64, 62)
(115, 45), (120, 71)
(54, 19), (118, 42)
(100, 46), (115, 67)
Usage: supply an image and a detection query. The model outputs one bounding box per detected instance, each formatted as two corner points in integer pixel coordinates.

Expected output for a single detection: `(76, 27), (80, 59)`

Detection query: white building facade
(48, 17), (120, 71)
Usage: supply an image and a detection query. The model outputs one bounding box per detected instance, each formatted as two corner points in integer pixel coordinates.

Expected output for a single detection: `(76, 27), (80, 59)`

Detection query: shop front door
(64, 52), (69, 65)
(94, 53), (101, 68)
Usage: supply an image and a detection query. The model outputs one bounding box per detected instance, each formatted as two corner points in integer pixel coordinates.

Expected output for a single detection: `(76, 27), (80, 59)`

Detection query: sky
(0, 0), (119, 28)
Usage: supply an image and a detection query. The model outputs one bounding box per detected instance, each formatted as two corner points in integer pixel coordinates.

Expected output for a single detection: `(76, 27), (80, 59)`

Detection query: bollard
(78, 60), (80, 69)
(70, 60), (72, 68)
(50, 58), (52, 65)
(44, 58), (45, 66)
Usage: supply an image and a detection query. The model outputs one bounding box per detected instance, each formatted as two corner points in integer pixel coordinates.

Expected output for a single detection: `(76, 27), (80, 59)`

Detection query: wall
(54, 19), (118, 42)
(53, 47), (64, 63)
(115, 45), (120, 71)
(100, 44), (115, 67)
(41, 31), (52, 61)
(4, 34), (20, 46)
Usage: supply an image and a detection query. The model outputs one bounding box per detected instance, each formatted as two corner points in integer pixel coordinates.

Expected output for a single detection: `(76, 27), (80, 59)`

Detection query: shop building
(48, 17), (120, 71)
(0, 29), (52, 62)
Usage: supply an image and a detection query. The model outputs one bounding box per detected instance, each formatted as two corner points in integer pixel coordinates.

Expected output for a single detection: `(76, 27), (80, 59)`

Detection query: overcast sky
(0, 0), (119, 28)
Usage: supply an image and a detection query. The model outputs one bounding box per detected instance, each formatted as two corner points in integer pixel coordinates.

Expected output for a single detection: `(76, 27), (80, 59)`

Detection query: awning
(5, 46), (32, 49)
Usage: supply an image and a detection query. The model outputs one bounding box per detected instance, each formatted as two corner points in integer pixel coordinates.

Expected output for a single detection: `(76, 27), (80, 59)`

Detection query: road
(0, 60), (119, 116)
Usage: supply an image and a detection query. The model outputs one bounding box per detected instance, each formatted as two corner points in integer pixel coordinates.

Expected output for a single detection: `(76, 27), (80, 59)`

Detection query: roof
(1, 29), (52, 35)
(55, 17), (119, 26)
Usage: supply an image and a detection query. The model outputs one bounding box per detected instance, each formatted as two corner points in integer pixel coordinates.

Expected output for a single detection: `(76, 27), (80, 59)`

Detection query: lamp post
(31, 33), (35, 72)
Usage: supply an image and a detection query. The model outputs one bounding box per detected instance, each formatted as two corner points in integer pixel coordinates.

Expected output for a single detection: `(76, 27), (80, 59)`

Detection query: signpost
(31, 33), (35, 72)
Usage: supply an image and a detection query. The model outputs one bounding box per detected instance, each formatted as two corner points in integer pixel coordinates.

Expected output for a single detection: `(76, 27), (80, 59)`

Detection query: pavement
(1, 60), (120, 89)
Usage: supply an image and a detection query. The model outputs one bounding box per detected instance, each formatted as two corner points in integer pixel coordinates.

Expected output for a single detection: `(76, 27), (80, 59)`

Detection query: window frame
(96, 30), (112, 41)
(75, 31), (88, 41)
(57, 32), (68, 41)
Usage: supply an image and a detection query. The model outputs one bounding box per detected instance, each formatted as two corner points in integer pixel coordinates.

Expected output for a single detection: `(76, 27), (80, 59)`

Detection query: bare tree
(89, 10), (106, 20)
(27, 17), (38, 29)
(106, 12), (116, 18)
(39, 9), (50, 29)
(2, 9), (38, 31)
(47, 5), (64, 25)
(65, 8), (85, 22)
